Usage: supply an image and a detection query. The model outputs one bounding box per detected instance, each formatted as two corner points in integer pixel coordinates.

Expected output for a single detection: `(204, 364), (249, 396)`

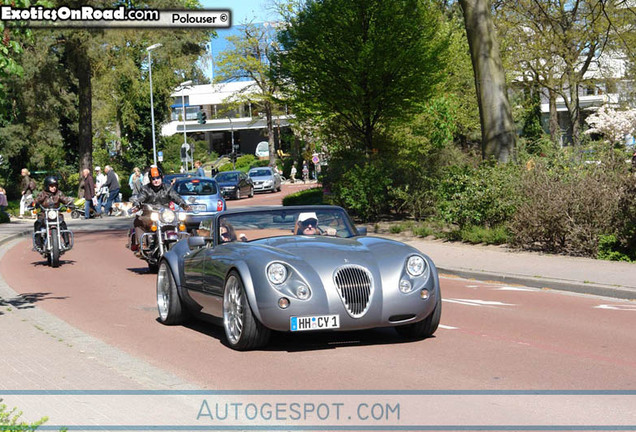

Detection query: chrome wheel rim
(157, 263), (170, 321)
(223, 275), (243, 344)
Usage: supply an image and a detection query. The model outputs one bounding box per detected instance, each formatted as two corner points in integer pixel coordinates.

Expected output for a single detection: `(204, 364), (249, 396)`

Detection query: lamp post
(228, 117), (235, 170)
(179, 80), (193, 172)
(146, 43), (162, 167)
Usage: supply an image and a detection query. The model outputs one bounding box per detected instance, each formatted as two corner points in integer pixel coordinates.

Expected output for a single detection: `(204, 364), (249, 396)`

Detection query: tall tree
(459, 0), (517, 162)
(215, 22), (281, 167)
(276, 0), (448, 155)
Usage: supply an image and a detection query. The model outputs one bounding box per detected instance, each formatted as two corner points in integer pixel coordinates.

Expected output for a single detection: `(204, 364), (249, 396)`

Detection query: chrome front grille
(334, 265), (373, 318)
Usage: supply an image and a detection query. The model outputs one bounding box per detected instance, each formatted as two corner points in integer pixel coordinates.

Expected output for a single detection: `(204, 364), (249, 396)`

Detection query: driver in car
(129, 167), (190, 251)
(294, 212), (336, 236)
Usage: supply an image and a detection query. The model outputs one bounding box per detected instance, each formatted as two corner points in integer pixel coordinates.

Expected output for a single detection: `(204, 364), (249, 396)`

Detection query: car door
(240, 172), (252, 196)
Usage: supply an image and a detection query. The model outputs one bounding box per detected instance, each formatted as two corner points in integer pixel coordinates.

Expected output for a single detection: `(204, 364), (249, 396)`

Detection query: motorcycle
(126, 203), (188, 273)
(30, 204), (75, 268)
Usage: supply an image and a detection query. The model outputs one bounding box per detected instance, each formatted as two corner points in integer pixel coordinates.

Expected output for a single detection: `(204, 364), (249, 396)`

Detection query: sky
(198, 0), (277, 80)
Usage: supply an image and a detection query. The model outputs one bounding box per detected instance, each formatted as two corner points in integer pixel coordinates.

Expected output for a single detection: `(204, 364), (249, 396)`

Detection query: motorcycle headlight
(160, 209), (176, 224)
(150, 212), (159, 222)
(267, 263), (287, 285)
(47, 209), (57, 220)
(406, 255), (426, 277)
(178, 212), (187, 221)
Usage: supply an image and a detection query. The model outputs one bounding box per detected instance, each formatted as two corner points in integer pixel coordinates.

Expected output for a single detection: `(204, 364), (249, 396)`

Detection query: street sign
(157, 151), (163, 162)
(312, 154), (320, 164)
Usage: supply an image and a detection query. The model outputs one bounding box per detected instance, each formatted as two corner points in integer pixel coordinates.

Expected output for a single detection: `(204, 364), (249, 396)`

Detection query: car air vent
(334, 265), (373, 318)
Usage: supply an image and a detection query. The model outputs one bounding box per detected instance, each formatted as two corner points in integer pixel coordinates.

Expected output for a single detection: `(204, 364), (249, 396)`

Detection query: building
(161, 81), (293, 157)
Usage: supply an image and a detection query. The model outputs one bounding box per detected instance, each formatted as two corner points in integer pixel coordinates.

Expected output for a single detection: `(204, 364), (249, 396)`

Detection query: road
(1, 180), (635, 392)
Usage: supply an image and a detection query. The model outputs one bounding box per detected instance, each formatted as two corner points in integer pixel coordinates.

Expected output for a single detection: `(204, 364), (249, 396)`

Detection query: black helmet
(44, 176), (58, 189)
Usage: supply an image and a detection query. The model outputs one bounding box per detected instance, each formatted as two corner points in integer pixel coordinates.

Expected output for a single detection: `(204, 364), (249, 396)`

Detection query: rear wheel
(157, 261), (187, 324)
(223, 271), (270, 350)
(235, 189), (241, 200)
(395, 293), (441, 339)
(71, 210), (80, 219)
(50, 228), (60, 268)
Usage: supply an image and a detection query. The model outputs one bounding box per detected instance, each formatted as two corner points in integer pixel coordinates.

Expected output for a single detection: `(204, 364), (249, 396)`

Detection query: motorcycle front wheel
(50, 228), (60, 268)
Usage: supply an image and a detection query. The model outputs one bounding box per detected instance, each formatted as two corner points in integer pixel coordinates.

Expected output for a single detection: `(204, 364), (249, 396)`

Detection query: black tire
(223, 270), (270, 350)
(50, 228), (60, 268)
(147, 261), (159, 273)
(395, 293), (441, 339)
(157, 261), (187, 325)
(71, 210), (80, 219)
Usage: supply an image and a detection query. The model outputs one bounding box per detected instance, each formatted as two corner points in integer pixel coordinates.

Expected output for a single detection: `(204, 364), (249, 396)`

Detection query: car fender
(224, 259), (269, 326)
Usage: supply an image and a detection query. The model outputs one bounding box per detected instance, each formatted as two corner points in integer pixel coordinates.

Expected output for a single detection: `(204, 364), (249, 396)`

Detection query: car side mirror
(188, 236), (206, 249)
(356, 226), (367, 236)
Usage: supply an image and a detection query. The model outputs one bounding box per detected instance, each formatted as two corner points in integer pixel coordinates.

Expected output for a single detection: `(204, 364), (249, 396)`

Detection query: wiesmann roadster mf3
(157, 206), (441, 350)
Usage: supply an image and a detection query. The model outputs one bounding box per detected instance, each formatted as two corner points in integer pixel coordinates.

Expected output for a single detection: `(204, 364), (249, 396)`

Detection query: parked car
(171, 177), (225, 232)
(214, 171), (254, 200)
(255, 141), (269, 158)
(156, 205), (442, 350)
(248, 167), (282, 193)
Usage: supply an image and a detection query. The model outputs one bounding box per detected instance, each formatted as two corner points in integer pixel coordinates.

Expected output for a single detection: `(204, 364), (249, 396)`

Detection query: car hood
(250, 235), (419, 272)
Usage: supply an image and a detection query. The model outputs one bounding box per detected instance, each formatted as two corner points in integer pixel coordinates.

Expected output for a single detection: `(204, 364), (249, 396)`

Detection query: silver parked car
(156, 206), (441, 350)
(248, 167), (282, 193)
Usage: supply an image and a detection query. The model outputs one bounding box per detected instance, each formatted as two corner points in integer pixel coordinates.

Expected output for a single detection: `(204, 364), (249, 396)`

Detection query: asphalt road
(2, 229), (635, 391)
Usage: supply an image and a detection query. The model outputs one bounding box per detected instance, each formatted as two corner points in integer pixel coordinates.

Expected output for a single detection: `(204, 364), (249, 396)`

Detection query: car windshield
(216, 173), (238, 182)
(216, 208), (356, 242)
(249, 169), (272, 177)
(175, 179), (218, 196)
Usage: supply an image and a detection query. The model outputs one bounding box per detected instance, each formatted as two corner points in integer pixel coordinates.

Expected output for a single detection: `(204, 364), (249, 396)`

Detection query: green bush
(412, 225), (433, 237)
(0, 212), (9, 224)
(452, 224), (510, 245)
(218, 155), (261, 173)
(0, 400), (48, 431)
(282, 187), (324, 206)
(597, 234), (633, 262)
(435, 161), (522, 228)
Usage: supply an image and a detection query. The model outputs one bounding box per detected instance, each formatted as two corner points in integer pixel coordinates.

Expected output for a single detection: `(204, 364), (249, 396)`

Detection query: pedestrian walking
(94, 166), (107, 212)
(131, 167), (143, 198)
(102, 165), (120, 216)
(81, 168), (100, 219)
(302, 162), (309, 183)
(0, 186), (8, 214)
(290, 164), (297, 183)
(19, 168), (36, 218)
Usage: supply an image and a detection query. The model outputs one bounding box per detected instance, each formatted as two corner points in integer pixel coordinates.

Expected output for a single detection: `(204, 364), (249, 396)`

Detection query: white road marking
(495, 286), (536, 292)
(438, 324), (458, 330)
(443, 298), (516, 307)
(594, 304), (636, 311)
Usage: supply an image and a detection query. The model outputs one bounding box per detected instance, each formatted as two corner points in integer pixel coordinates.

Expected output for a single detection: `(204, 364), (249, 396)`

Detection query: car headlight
(296, 284), (310, 300)
(47, 209), (57, 220)
(264, 180), (273, 186)
(406, 255), (426, 277)
(267, 263), (287, 284)
(160, 209), (176, 224)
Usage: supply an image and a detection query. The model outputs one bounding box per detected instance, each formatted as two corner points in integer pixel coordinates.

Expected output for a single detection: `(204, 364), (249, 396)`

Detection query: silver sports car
(157, 206), (441, 350)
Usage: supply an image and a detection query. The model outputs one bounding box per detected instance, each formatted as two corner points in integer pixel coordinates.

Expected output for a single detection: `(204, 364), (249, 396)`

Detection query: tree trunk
(568, 78), (581, 146)
(459, 0), (516, 162)
(69, 36), (93, 173)
(549, 88), (560, 147)
(265, 101), (276, 167)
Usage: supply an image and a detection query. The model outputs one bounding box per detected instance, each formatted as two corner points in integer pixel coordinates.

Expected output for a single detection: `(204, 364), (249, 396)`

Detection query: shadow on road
(176, 317), (432, 352)
(30, 259), (76, 268)
(0, 292), (69, 314)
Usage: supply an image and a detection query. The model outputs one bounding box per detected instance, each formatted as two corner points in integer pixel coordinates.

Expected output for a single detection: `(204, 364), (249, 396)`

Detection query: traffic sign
(312, 154), (320, 164)
(157, 151), (163, 162)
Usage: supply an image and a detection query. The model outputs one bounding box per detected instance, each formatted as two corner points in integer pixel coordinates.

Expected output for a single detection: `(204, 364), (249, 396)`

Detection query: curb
(437, 266), (636, 300)
(0, 229), (31, 248)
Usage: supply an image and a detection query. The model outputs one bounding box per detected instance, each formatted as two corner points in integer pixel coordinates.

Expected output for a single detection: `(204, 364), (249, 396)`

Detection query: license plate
(290, 315), (340, 331)
(191, 204), (206, 211)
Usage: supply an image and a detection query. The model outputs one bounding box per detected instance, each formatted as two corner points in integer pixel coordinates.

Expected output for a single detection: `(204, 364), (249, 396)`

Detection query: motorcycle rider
(130, 166), (191, 251)
(33, 176), (74, 247)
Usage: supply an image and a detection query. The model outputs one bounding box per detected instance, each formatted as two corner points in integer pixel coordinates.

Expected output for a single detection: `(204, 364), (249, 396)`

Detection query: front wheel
(223, 271), (270, 350)
(249, 186), (254, 198)
(71, 210), (80, 219)
(50, 228), (60, 268)
(148, 261), (159, 273)
(157, 261), (187, 325)
(395, 293), (441, 339)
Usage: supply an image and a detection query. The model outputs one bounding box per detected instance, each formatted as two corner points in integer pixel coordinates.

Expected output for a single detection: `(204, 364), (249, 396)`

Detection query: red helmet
(149, 166), (162, 180)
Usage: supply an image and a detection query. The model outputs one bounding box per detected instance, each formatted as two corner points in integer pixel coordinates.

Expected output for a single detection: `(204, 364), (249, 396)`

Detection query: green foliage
(448, 224), (510, 245)
(435, 162), (522, 228)
(217, 155), (262, 173)
(0, 211), (9, 224)
(276, 0), (449, 152)
(282, 187), (324, 206)
(0, 400), (48, 431)
(597, 234), (633, 262)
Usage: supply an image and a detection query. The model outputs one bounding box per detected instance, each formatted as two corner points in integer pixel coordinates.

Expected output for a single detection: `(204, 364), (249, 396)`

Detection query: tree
(276, 0), (448, 155)
(459, 0), (517, 162)
(215, 22), (281, 167)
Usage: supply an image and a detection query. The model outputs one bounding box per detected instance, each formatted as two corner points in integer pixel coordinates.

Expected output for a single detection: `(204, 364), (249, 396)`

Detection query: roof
(171, 81), (260, 106)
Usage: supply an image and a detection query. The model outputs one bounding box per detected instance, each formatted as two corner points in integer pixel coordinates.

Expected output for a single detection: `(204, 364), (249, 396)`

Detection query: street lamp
(146, 43), (162, 167)
(228, 117), (235, 170)
(179, 80), (193, 172)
